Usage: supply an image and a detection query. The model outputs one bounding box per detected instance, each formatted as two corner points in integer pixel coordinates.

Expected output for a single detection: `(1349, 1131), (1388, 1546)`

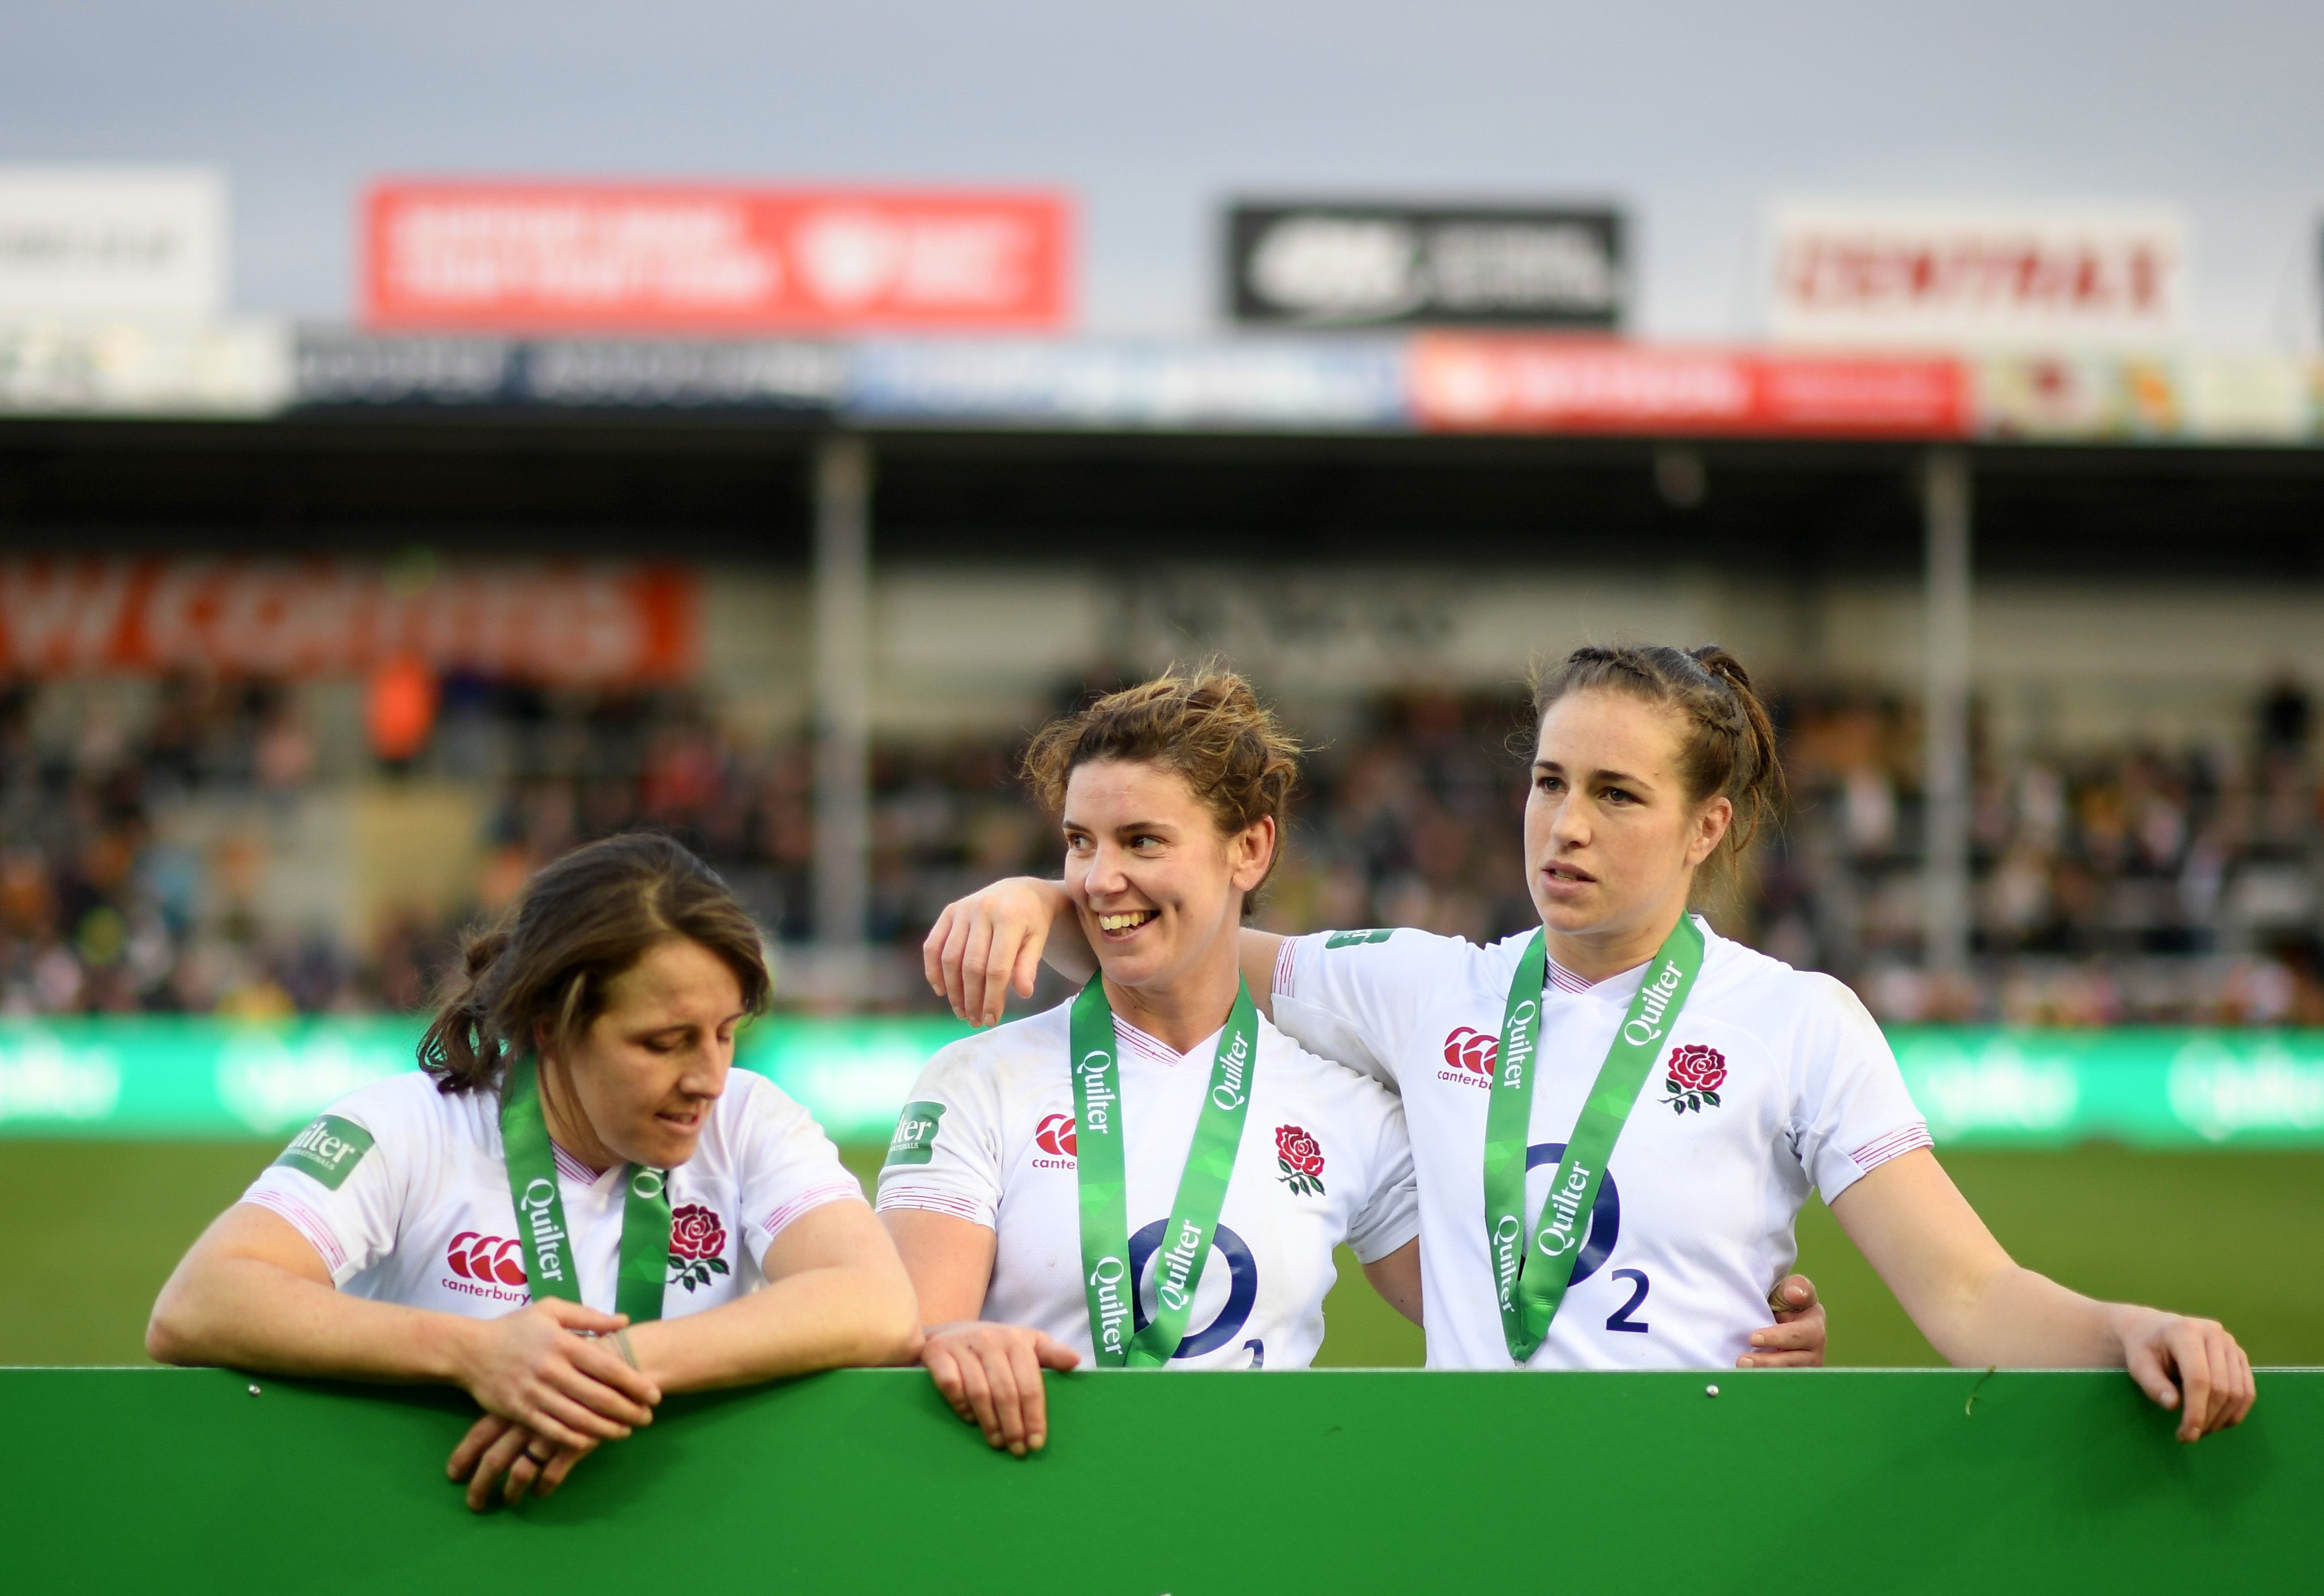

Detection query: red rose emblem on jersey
(1664, 1044), (1727, 1115)
(666, 1204), (731, 1294)
(1443, 1026), (1498, 1076)
(1035, 1113), (1077, 1157)
(1274, 1124), (1326, 1197)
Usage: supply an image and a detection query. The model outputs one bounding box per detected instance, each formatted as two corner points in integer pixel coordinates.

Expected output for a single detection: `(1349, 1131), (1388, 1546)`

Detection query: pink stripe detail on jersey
(760, 1181), (868, 1241)
(551, 1144), (607, 1185)
(1546, 958), (1595, 995)
(873, 1188), (987, 1223)
(242, 1190), (348, 1275)
(1112, 1018), (1185, 1066)
(1849, 1124), (1934, 1172)
(1272, 936), (1299, 997)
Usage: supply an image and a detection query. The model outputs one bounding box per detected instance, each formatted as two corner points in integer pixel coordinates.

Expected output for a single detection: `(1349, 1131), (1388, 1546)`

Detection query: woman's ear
(1229, 814), (1277, 894)
(1687, 796), (1734, 868)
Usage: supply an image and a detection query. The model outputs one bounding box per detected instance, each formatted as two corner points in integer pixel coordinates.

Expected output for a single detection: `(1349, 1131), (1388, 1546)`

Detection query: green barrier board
(0, 1367), (2313, 1593)
(4, 1017), (2323, 1147)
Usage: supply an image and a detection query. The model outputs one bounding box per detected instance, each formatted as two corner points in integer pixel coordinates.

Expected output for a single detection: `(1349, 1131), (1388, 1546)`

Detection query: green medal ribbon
(1069, 974), (1259, 1368)
(1483, 915), (1705, 1364)
(500, 1053), (674, 1324)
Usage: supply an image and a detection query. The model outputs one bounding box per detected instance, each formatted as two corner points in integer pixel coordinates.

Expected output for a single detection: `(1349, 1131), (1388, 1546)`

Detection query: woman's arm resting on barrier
(884, 1206), (1079, 1457)
(1361, 1239), (1425, 1326)
(624, 1200), (922, 1395)
(1739, 1274), (1827, 1368)
(1830, 1148), (2256, 1441)
(924, 876), (1285, 1027)
(148, 1204), (660, 1450)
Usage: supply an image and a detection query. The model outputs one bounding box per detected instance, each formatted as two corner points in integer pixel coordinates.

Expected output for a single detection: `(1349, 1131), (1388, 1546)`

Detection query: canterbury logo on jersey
(1032, 1112), (1077, 1168)
(443, 1232), (530, 1303)
(1439, 1026), (1496, 1087)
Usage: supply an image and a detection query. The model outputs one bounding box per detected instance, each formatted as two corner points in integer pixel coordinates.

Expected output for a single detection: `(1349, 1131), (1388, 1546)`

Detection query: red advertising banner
(364, 183), (1072, 333)
(1409, 336), (1971, 438)
(0, 558), (698, 684)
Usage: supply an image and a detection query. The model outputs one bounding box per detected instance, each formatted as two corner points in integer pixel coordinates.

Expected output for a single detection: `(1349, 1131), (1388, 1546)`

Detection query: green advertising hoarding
(1, 1016), (2321, 1147)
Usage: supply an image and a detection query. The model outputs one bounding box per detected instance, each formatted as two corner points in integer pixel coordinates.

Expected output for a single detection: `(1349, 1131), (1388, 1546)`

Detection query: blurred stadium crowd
(2, 671), (2319, 1025)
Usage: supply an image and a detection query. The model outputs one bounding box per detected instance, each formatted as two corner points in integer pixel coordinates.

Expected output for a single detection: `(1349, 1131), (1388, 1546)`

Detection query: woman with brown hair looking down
(150, 834), (920, 1509)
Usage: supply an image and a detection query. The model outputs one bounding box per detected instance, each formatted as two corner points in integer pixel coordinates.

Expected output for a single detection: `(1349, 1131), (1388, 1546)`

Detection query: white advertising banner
(1769, 202), (2185, 350)
(0, 168), (227, 318)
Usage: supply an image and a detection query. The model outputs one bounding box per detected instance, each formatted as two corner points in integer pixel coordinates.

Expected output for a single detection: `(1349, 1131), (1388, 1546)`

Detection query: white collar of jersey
(1111, 1013), (1224, 1068)
(1543, 917), (1717, 1005)
(551, 1142), (614, 1185)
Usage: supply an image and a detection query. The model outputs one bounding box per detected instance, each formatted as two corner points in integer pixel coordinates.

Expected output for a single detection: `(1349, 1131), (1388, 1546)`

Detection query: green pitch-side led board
(2, 1016), (2322, 1148)
(1, 1367), (2314, 1593)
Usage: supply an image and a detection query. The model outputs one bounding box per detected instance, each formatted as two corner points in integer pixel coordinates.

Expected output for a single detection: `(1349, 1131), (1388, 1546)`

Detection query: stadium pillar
(1921, 448), (1973, 987)
(812, 434), (874, 994)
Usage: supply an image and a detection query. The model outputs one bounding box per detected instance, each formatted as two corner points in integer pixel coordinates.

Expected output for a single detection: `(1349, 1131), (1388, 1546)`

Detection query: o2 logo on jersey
(1031, 1113), (1077, 1168)
(1439, 1026), (1496, 1087)
(1127, 1221), (1259, 1359)
(1524, 1144), (1619, 1286)
(446, 1232), (527, 1287)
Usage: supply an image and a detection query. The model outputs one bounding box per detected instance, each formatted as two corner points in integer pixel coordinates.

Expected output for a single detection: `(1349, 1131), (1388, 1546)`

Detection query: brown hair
(418, 833), (772, 1095)
(1530, 644), (1785, 893)
(1021, 664), (1302, 915)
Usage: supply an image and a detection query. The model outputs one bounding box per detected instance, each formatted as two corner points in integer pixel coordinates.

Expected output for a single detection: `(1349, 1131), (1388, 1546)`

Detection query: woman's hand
(453, 1299), (662, 1450)
(923, 877), (1081, 1026)
(1738, 1273), (1826, 1368)
(2110, 1305), (2257, 1442)
(920, 1321), (1081, 1456)
(447, 1414), (596, 1511)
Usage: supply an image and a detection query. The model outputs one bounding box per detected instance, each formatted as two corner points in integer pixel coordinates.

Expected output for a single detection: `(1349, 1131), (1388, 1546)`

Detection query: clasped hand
(445, 1298), (662, 1510)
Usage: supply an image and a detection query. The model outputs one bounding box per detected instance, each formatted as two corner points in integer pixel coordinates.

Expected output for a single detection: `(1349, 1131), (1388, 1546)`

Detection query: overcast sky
(5, 0), (2319, 344)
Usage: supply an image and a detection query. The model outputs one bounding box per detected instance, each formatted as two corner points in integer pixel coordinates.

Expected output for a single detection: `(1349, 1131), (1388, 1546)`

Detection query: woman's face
(1524, 689), (1730, 944)
(1061, 758), (1273, 996)
(547, 937), (747, 1170)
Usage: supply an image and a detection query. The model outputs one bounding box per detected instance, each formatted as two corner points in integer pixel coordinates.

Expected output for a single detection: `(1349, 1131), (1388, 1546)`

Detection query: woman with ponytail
(150, 834), (919, 1509)
(928, 645), (2256, 1440)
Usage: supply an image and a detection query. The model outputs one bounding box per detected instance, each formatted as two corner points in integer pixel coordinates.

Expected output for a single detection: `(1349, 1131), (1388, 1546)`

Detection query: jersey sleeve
(1343, 1093), (1420, 1265)
(237, 1078), (416, 1287)
(1269, 928), (1471, 1089)
(873, 1036), (1008, 1230)
(729, 1075), (870, 1269)
(1789, 973), (1934, 1203)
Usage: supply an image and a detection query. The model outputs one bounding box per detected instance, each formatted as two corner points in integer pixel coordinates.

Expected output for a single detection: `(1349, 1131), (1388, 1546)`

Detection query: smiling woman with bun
(149, 834), (920, 1509)
(931, 644), (2254, 1441)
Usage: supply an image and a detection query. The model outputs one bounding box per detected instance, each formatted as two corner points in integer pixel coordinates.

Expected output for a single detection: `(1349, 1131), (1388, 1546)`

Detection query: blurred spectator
(1, 669), (2320, 1023)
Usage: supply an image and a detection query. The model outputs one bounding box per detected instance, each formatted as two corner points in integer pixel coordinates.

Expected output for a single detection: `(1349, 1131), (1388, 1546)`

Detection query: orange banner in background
(0, 558), (698, 684)
(1409, 336), (1971, 437)
(365, 182), (1074, 334)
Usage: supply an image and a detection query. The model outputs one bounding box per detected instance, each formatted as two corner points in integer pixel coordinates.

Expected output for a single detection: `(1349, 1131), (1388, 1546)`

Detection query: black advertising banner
(1226, 202), (1625, 329)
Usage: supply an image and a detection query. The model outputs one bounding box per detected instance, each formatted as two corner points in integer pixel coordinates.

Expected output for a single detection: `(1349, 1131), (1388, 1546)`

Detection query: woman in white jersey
(929, 645), (2255, 1441)
(879, 669), (1423, 1457)
(890, 667), (1823, 1458)
(150, 835), (920, 1508)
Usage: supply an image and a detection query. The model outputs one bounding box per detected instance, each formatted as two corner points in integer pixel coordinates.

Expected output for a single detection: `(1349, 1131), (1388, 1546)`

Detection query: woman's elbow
(143, 1284), (207, 1367)
(864, 1272), (926, 1365)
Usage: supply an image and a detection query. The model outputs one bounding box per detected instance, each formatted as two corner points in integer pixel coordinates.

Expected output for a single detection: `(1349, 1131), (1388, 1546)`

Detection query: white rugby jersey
(1270, 920), (1931, 1371)
(240, 1068), (866, 1319)
(876, 999), (1419, 1371)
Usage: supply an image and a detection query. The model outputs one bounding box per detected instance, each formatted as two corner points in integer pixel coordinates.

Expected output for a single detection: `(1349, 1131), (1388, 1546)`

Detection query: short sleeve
(1344, 1094), (1419, 1265)
(1270, 928), (1472, 1089)
(1790, 974), (1934, 1202)
(873, 1038), (1007, 1230)
(730, 1075), (870, 1268)
(237, 1079), (413, 1287)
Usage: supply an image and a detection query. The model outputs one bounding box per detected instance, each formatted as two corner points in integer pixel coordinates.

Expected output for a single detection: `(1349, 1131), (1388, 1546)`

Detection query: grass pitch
(2, 1142), (2315, 1369)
